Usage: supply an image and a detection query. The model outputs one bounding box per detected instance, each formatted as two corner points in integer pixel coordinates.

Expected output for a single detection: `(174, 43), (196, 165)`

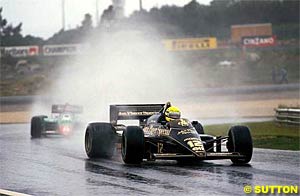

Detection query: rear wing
(110, 104), (164, 125)
(51, 104), (83, 114)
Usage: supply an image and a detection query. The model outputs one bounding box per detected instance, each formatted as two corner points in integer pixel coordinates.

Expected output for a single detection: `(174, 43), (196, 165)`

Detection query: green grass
(0, 74), (47, 96)
(204, 121), (300, 151)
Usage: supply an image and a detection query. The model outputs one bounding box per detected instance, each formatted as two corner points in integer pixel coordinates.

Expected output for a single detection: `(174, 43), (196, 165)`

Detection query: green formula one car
(84, 102), (253, 165)
(31, 104), (83, 138)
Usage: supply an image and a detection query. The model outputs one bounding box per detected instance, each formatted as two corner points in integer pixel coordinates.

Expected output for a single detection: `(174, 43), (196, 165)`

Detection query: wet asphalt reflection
(0, 124), (299, 195)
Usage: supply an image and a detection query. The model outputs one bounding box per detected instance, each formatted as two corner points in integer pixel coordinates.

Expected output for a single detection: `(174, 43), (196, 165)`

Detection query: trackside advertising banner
(42, 44), (88, 56)
(242, 35), (276, 47)
(0, 45), (39, 57)
(163, 37), (217, 51)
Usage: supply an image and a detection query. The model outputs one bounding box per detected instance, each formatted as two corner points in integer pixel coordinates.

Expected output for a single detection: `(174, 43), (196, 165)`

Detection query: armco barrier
(275, 107), (300, 125)
(0, 96), (51, 105)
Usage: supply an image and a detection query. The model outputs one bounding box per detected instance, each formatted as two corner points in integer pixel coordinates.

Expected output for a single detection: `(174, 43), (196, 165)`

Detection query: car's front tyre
(121, 126), (144, 164)
(227, 126), (253, 164)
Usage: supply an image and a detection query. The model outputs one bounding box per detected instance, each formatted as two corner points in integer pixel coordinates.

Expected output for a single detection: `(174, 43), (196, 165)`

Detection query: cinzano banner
(242, 35), (276, 47)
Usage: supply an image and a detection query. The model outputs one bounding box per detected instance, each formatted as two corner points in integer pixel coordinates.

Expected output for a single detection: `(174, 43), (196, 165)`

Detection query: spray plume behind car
(31, 29), (192, 124)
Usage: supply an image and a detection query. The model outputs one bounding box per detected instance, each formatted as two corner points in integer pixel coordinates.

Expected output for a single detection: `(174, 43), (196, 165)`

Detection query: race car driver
(165, 106), (181, 122)
(158, 102), (181, 125)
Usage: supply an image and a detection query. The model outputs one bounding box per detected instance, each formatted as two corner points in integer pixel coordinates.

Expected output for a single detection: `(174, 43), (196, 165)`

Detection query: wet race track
(1, 124), (299, 196)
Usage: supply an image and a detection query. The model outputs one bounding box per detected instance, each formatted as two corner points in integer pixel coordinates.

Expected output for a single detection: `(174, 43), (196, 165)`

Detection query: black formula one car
(31, 104), (83, 138)
(85, 103), (253, 164)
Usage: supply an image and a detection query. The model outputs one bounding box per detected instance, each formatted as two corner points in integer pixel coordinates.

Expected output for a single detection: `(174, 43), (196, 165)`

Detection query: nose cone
(169, 127), (206, 157)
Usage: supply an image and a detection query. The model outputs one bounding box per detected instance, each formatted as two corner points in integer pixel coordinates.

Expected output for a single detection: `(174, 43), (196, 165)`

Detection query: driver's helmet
(165, 106), (181, 122)
(61, 113), (72, 122)
(62, 114), (71, 119)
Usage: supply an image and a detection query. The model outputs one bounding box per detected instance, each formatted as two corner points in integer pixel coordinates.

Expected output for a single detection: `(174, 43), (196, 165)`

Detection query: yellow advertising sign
(163, 37), (217, 51)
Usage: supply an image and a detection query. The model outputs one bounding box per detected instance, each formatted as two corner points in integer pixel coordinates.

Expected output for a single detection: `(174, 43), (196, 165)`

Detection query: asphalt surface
(0, 124), (299, 196)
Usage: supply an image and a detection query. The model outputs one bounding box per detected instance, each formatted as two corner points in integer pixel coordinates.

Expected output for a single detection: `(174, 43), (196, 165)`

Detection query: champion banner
(43, 44), (88, 56)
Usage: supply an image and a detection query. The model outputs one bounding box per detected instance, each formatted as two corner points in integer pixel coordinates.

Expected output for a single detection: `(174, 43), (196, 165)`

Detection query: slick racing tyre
(192, 121), (204, 134)
(31, 115), (47, 138)
(227, 126), (253, 164)
(122, 126), (144, 164)
(85, 123), (117, 158)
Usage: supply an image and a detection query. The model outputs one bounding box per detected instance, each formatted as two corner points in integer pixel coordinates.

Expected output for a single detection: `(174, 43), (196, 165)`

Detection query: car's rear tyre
(227, 126), (253, 164)
(85, 123), (117, 158)
(192, 121), (204, 134)
(31, 115), (47, 138)
(122, 126), (144, 164)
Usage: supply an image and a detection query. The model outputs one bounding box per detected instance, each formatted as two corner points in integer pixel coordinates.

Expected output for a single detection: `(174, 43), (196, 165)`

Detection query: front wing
(143, 136), (246, 161)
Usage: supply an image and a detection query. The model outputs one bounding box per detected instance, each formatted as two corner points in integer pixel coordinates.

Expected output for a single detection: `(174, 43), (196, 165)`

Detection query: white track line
(0, 189), (32, 196)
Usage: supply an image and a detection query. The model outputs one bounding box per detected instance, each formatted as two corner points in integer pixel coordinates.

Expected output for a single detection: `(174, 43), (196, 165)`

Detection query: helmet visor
(167, 112), (181, 119)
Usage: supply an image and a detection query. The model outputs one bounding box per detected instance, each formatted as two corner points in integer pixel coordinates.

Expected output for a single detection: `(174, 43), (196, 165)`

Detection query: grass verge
(204, 121), (300, 151)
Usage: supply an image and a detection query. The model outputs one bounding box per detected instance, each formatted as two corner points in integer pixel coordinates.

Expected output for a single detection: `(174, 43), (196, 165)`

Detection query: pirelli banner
(242, 35), (276, 47)
(0, 45), (39, 57)
(163, 37), (217, 51)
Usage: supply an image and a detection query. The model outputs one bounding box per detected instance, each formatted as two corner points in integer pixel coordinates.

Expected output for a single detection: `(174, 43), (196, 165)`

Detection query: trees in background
(0, 0), (299, 46)
(126, 0), (299, 39)
(46, 13), (93, 44)
(1, 7), (23, 45)
(0, 7), (44, 46)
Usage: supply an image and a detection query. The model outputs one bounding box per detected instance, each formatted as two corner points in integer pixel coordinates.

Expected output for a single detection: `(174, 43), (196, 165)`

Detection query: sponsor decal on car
(184, 137), (205, 152)
(177, 128), (196, 135)
(143, 127), (171, 136)
(177, 119), (189, 127)
(157, 143), (163, 153)
(118, 111), (157, 116)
